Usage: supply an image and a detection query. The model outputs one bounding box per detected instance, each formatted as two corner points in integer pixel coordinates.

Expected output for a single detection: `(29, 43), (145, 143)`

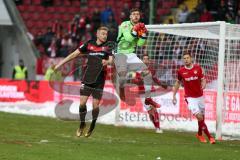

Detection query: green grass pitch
(0, 112), (239, 160)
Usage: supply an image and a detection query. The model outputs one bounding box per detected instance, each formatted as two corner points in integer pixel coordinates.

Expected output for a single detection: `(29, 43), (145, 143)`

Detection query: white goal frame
(146, 21), (229, 140)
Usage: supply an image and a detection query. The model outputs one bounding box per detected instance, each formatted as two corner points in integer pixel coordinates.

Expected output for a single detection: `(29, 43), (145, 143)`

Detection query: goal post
(215, 21), (226, 140)
(134, 21), (240, 139)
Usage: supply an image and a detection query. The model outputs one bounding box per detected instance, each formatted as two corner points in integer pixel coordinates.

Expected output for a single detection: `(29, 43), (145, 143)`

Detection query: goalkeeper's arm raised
(136, 23), (147, 46)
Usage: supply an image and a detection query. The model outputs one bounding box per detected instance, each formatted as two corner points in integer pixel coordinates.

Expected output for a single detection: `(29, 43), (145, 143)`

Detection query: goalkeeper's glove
(137, 23), (147, 37)
(132, 23), (141, 37)
(132, 23), (147, 38)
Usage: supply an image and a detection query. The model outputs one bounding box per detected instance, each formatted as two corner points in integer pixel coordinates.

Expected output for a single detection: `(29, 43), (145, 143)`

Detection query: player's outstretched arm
(172, 80), (180, 105)
(107, 56), (113, 65)
(136, 23), (147, 46)
(152, 76), (168, 89)
(201, 78), (206, 90)
(54, 49), (81, 71)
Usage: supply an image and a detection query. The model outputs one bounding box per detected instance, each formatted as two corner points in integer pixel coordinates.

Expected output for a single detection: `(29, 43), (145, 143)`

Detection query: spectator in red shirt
(200, 8), (213, 22)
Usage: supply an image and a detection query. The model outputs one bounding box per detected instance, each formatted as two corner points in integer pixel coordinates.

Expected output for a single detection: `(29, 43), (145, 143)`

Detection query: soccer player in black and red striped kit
(54, 26), (113, 137)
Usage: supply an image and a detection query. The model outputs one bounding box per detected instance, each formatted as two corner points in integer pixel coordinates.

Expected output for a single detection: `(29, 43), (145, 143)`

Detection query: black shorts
(80, 82), (105, 100)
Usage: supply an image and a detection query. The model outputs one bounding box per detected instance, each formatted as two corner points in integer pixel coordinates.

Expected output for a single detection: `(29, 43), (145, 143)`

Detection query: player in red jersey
(172, 52), (215, 144)
(132, 54), (167, 93)
(130, 54), (167, 133)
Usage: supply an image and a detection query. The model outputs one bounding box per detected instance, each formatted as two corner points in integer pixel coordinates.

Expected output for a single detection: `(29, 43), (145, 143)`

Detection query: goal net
(134, 22), (240, 139)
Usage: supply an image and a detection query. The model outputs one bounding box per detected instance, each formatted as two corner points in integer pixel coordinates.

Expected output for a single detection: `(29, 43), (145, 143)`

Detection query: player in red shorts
(130, 54), (167, 133)
(172, 52), (215, 144)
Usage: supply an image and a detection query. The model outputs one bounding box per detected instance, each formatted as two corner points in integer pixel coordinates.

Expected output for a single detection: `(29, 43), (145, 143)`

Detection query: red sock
(149, 114), (156, 127)
(153, 111), (160, 129)
(197, 121), (202, 136)
(149, 111), (160, 129)
(199, 120), (212, 139)
(197, 114), (205, 136)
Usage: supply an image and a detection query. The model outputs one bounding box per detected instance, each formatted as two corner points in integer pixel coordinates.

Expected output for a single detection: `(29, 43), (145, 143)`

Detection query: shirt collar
(184, 64), (194, 70)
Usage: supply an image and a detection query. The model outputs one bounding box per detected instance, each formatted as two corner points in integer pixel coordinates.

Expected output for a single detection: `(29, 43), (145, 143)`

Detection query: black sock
(89, 107), (99, 132)
(79, 105), (87, 129)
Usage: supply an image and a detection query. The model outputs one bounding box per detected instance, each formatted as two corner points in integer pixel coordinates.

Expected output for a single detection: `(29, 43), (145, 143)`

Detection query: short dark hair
(142, 53), (149, 58)
(130, 8), (141, 14)
(183, 52), (192, 57)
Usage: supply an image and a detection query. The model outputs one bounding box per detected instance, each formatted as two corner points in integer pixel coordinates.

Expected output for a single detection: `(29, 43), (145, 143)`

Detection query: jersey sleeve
(78, 41), (88, 53)
(119, 22), (137, 42)
(177, 69), (182, 81)
(199, 66), (205, 79)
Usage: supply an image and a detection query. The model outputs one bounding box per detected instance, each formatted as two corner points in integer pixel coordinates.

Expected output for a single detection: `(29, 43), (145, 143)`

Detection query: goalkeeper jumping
(115, 8), (159, 108)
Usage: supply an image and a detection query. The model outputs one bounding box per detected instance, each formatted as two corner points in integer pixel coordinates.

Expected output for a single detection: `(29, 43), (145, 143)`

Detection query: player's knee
(92, 106), (100, 111)
(79, 104), (87, 114)
(196, 113), (203, 121)
(80, 104), (86, 109)
(92, 103), (100, 109)
(92, 99), (100, 108)
(80, 101), (87, 106)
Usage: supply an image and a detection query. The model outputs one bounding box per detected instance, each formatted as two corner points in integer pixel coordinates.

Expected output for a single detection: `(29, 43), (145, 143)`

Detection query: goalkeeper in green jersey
(115, 8), (160, 108)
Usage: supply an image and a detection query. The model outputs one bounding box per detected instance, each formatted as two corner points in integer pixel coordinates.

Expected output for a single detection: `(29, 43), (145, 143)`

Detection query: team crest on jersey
(194, 70), (198, 74)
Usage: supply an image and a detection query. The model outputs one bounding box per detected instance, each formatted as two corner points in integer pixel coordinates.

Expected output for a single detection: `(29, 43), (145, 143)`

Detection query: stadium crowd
(33, 6), (117, 58)
(176, 0), (240, 23)
(14, 0), (240, 79)
(14, 0), (240, 58)
(16, 0), (150, 58)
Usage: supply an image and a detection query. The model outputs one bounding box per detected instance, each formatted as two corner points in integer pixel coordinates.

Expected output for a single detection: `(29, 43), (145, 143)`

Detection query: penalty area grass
(0, 112), (239, 160)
